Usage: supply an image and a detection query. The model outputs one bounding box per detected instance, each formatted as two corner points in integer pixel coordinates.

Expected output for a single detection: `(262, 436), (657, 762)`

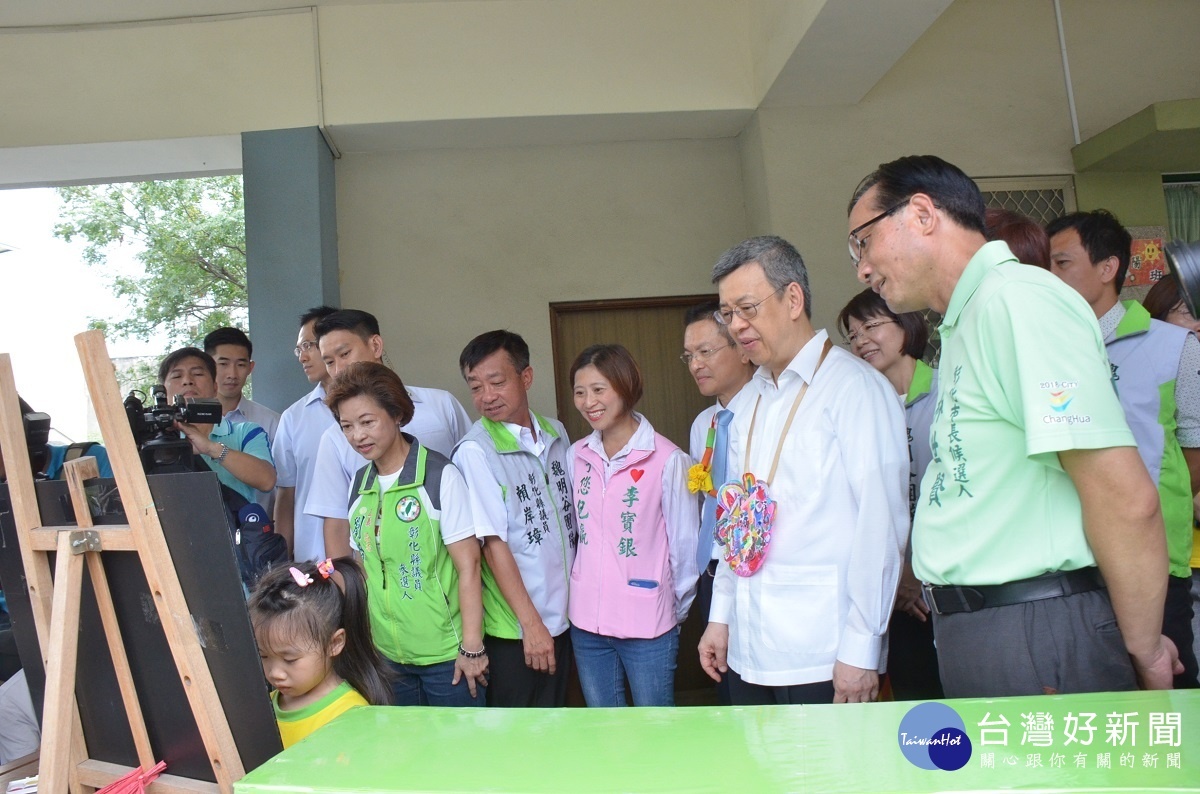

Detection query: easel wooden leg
(63, 460), (156, 772)
(38, 532), (85, 794)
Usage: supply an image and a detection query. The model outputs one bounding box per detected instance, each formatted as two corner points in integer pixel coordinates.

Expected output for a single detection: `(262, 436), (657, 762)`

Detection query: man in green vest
(1049, 209), (1200, 688)
(452, 330), (577, 707)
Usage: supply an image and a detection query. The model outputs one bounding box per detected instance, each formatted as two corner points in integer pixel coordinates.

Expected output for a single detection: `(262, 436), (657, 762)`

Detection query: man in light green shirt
(847, 155), (1181, 697)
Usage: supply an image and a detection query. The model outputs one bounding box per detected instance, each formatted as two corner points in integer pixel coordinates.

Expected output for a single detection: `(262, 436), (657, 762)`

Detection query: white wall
(334, 137), (749, 414)
(737, 0), (1200, 337)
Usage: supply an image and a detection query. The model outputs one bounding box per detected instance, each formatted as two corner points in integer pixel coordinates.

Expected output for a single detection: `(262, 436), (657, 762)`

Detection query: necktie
(697, 408), (733, 576)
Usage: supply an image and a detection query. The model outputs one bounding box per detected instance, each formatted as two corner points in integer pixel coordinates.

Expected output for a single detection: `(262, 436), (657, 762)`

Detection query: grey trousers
(932, 589), (1137, 699)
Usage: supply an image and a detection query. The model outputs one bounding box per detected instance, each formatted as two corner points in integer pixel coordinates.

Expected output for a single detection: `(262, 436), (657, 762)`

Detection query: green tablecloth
(236, 690), (1200, 792)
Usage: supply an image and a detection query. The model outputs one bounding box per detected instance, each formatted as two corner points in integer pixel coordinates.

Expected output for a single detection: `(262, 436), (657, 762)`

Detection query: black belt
(923, 568), (1104, 615)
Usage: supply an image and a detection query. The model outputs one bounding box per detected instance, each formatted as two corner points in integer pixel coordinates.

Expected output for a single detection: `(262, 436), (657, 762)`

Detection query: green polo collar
(1113, 299), (1151, 341)
(940, 241), (1018, 333)
(906, 358), (935, 406)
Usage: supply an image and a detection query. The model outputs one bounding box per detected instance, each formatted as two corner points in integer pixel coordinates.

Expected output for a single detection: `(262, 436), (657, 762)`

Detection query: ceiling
(0, 0), (954, 187)
(0, 1), (461, 28)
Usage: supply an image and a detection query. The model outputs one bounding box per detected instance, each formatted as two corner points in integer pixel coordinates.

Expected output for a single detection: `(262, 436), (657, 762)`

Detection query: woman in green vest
(325, 361), (487, 706)
(837, 288), (941, 701)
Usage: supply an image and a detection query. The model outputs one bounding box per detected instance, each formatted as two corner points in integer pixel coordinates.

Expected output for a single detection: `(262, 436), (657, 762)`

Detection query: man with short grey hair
(697, 235), (908, 705)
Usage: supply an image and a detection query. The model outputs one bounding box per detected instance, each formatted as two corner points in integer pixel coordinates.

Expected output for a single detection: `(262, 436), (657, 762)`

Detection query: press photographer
(152, 348), (287, 588)
(156, 347), (276, 503)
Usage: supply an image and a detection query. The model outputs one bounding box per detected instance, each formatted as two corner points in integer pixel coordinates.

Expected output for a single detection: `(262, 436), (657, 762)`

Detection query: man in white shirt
(203, 326), (281, 443)
(452, 330), (577, 707)
(305, 309), (471, 557)
(698, 236), (908, 705)
(683, 301), (755, 705)
(271, 306), (338, 561)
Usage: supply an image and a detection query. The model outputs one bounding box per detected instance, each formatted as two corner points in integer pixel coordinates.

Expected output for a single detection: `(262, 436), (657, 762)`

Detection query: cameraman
(159, 348), (276, 502)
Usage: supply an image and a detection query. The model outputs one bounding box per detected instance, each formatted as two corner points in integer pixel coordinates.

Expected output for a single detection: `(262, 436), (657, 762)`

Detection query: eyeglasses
(680, 343), (734, 366)
(844, 318), (895, 345)
(1168, 303), (1195, 321)
(848, 198), (911, 267)
(714, 285), (786, 325)
(294, 340), (318, 357)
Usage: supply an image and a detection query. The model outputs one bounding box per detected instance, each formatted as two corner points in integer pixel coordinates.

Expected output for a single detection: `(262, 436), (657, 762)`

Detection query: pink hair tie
(316, 559), (335, 580)
(289, 566), (314, 587)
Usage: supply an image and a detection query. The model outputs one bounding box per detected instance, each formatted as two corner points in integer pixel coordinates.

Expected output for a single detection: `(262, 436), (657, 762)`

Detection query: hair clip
(316, 559), (335, 580)
(290, 566), (314, 587)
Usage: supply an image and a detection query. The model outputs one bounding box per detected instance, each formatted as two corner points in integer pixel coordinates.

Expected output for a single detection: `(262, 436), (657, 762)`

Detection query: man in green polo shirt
(847, 155), (1181, 697)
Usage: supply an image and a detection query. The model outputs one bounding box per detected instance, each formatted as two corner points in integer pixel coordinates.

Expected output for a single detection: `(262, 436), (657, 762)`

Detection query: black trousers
(726, 668), (835, 705)
(886, 610), (944, 701)
(1165, 574), (1199, 688)
(485, 631), (572, 707)
(693, 563), (732, 705)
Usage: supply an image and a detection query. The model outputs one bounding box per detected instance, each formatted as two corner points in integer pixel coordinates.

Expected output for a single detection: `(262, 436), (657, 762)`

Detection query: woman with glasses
(836, 288), (942, 701)
(567, 344), (698, 707)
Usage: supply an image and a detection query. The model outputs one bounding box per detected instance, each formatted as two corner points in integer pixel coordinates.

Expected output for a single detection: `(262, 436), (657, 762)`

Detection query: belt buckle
(922, 582), (942, 616)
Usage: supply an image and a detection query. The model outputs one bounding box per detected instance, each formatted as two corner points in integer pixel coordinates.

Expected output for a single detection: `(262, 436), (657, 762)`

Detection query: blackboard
(0, 470), (282, 781)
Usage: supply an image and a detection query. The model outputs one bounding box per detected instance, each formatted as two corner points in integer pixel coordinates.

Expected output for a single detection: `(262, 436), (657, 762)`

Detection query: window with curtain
(1165, 184), (1200, 243)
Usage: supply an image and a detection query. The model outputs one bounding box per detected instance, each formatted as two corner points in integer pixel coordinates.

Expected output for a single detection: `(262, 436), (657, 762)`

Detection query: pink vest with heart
(569, 434), (676, 639)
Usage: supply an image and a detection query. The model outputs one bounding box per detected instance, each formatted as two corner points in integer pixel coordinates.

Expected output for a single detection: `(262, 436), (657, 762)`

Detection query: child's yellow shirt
(272, 680), (369, 749)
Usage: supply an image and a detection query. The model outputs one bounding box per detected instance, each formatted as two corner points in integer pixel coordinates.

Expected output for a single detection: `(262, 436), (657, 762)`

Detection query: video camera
(124, 385), (223, 474)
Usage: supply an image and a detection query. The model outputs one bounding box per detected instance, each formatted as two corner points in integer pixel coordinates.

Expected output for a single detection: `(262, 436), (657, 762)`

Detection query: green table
(237, 690), (1200, 792)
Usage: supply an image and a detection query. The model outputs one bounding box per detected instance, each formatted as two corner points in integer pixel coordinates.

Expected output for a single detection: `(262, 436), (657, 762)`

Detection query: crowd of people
(3, 154), (1198, 757)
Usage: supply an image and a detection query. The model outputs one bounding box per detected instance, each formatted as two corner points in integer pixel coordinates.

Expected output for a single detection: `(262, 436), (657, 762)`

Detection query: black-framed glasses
(680, 343), (735, 366)
(848, 198), (910, 267)
(294, 340), (318, 357)
(714, 285), (786, 325)
(843, 318), (895, 345)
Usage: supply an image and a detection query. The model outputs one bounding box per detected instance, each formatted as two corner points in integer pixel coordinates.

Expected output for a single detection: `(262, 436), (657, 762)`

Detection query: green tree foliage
(54, 176), (247, 345)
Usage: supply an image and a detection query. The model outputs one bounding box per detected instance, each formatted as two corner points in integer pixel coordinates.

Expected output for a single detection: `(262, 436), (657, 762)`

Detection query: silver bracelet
(217, 443), (230, 461)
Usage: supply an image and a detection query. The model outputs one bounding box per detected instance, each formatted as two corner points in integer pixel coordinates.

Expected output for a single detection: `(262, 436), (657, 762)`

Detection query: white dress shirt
(271, 383), (336, 562)
(304, 386), (471, 520)
(226, 396), (280, 443)
(710, 330), (908, 686)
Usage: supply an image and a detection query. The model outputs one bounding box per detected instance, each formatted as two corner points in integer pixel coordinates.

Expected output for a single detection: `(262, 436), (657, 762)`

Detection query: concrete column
(242, 127), (339, 412)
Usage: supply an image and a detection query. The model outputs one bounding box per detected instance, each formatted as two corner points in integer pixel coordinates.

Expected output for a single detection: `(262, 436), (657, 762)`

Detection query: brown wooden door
(549, 295), (715, 450)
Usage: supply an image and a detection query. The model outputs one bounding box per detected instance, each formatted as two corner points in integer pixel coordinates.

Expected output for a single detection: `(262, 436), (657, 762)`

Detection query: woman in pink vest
(568, 344), (698, 707)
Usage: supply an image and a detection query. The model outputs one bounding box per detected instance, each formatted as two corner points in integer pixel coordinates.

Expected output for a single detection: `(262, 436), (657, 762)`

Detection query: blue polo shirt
(202, 417), (274, 504)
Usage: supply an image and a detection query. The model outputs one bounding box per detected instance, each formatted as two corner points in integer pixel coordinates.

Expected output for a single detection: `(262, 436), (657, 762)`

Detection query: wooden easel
(0, 331), (246, 793)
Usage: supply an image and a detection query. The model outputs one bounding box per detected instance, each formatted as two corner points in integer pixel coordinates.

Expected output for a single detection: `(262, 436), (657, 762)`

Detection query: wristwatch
(217, 443), (230, 461)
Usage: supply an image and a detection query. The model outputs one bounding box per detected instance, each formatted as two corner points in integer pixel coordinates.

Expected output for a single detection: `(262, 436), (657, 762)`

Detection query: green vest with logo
(455, 415), (576, 639)
(349, 440), (462, 665)
(1108, 301), (1193, 577)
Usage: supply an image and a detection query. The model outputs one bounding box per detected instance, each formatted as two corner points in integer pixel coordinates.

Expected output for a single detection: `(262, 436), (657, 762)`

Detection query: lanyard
(743, 339), (832, 486)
